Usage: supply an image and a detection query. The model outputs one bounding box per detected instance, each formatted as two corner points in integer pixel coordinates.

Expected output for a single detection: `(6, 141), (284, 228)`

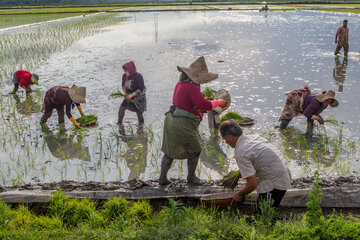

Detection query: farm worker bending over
(159, 56), (227, 185)
(219, 120), (291, 208)
(279, 86), (339, 130)
(40, 85), (86, 128)
(117, 60), (146, 126)
(12, 70), (39, 94)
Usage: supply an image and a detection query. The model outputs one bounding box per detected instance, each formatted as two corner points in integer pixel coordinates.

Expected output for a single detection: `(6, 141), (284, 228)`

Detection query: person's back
(235, 134), (291, 193)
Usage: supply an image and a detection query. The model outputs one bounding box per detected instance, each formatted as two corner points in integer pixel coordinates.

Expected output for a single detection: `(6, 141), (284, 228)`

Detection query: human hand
(230, 191), (245, 207)
(126, 93), (135, 100)
(210, 100), (227, 109)
(311, 115), (324, 125)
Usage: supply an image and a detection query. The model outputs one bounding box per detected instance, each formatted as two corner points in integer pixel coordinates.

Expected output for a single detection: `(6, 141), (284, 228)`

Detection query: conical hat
(315, 90), (339, 107)
(68, 85), (86, 104)
(177, 56), (218, 84)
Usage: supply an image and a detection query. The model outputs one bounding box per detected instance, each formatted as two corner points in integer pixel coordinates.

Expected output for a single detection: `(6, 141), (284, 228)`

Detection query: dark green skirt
(161, 112), (201, 159)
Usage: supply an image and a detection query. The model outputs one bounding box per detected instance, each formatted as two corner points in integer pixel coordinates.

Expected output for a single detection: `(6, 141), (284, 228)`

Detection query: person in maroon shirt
(12, 70), (39, 94)
(159, 57), (227, 185)
(279, 87), (339, 130)
(40, 85), (86, 128)
(117, 61), (146, 125)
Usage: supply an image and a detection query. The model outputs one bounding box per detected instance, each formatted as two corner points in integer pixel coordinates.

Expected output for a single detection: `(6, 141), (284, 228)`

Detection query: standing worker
(117, 60), (146, 126)
(219, 120), (291, 208)
(12, 70), (39, 94)
(279, 86), (339, 130)
(159, 56), (227, 185)
(334, 19), (349, 57)
(40, 85), (86, 128)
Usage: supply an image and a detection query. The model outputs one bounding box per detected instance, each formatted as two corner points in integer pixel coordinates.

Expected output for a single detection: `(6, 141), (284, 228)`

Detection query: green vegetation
(0, 13), (84, 29)
(0, 191), (359, 239)
(0, 6), (122, 14)
(220, 170), (241, 189)
(321, 8), (360, 14)
(77, 114), (97, 125)
(203, 87), (216, 99)
(220, 110), (255, 126)
(108, 90), (125, 99)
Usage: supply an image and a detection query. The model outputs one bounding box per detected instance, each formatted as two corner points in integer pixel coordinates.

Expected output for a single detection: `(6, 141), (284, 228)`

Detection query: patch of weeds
(7, 205), (33, 230)
(73, 198), (97, 223)
(101, 196), (130, 221)
(48, 191), (79, 227)
(129, 199), (152, 221)
(304, 171), (324, 226)
(30, 215), (63, 231)
(0, 199), (10, 229)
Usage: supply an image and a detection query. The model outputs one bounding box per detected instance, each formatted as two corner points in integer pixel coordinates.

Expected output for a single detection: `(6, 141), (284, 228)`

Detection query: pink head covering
(122, 61), (137, 82)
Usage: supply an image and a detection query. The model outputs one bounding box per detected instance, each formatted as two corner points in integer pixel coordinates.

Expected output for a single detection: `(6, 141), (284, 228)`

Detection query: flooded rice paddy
(0, 11), (359, 185)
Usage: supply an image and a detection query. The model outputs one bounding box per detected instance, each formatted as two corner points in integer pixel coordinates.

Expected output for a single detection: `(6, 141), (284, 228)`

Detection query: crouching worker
(279, 87), (339, 130)
(40, 85), (86, 128)
(159, 56), (227, 185)
(219, 120), (291, 208)
(12, 70), (39, 94)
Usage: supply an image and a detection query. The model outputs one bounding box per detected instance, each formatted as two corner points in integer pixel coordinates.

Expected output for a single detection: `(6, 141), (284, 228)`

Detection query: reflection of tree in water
(333, 56), (347, 92)
(200, 136), (228, 175)
(121, 127), (148, 180)
(44, 130), (91, 161)
(279, 127), (336, 167)
(13, 93), (41, 116)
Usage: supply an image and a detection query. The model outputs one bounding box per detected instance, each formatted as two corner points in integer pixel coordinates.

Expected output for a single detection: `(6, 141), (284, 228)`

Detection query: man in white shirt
(219, 120), (291, 207)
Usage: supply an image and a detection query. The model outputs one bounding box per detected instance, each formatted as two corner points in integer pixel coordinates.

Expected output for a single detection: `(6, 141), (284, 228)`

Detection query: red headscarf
(122, 61), (137, 83)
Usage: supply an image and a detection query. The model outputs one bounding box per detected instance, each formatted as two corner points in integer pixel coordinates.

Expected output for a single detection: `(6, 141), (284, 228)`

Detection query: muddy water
(1, 11), (360, 185)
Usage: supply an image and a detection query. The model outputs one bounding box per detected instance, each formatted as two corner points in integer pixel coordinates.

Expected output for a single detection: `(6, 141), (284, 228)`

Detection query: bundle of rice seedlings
(203, 87), (216, 99)
(324, 115), (339, 126)
(109, 91), (125, 99)
(220, 170), (241, 190)
(77, 115), (97, 127)
(220, 111), (254, 126)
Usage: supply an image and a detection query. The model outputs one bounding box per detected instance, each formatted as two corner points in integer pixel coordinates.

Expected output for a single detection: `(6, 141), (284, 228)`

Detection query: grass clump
(101, 196), (130, 221)
(129, 199), (152, 221)
(48, 191), (79, 226)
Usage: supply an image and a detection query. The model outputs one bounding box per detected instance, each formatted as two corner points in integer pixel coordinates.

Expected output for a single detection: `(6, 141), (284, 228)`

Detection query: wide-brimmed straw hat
(315, 90), (339, 107)
(177, 56), (218, 84)
(213, 89), (231, 113)
(68, 85), (86, 104)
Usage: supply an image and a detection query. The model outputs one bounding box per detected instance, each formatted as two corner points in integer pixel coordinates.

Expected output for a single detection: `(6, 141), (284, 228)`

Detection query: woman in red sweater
(159, 57), (227, 185)
(12, 70), (39, 94)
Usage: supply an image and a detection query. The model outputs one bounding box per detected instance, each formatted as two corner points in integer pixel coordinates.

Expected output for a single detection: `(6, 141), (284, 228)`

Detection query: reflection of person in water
(44, 129), (91, 161)
(200, 137), (228, 175)
(333, 56), (347, 92)
(13, 93), (41, 116)
(122, 127), (148, 180)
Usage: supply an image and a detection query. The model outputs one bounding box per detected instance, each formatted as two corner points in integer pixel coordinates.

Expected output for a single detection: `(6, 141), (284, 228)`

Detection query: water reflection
(120, 126), (149, 180)
(279, 127), (335, 167)
(200, 137), (228, 174)
(43, 130), (91, 161)
(333, 56), (347, 92)
(13, 94), (41, 116)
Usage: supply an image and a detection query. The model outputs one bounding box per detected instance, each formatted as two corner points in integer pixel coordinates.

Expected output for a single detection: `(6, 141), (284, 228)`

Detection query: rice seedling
(108, 90), (125, 99)
(220, 170), (241, 190)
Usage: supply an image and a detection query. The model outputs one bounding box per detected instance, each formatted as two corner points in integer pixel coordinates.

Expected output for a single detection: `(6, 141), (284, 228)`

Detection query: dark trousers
(117, 101), (144, 124)
(334, 44), (349, 56)
(41, 106), (65, 124)
(258, 189), (287, 208)
(280, 118), (314, 130)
